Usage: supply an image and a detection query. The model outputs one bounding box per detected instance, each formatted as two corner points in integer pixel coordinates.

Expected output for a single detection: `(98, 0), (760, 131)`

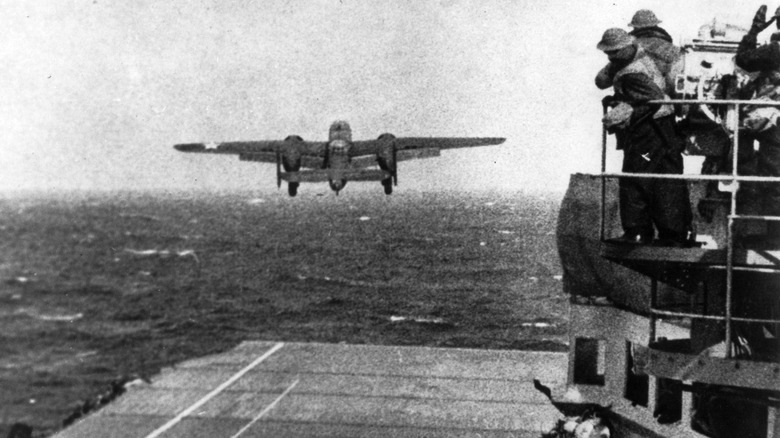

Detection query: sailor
(596, 28), (693, 245)
(596, 10), (682, 95)
(735, 5), (780, 239)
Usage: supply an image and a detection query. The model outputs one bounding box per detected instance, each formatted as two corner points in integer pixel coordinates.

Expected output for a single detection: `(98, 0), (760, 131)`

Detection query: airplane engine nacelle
(376, 133), (396, 167)
(281, 135), (304, 196)
(282, 135), (303, 171)
(376, 133), (397, 186)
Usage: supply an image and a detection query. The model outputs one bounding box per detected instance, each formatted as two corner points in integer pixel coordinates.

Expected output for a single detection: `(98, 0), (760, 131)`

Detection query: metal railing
(597, 98), (780, 358)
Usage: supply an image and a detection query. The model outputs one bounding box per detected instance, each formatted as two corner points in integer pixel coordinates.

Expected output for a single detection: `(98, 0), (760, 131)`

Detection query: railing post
(725, 102), (740, 358)
(601, 105), (608, 242)
(650, 278), (657, 343)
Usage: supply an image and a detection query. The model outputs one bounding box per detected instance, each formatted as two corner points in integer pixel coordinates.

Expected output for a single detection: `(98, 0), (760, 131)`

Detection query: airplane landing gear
(382, 178), (393, 195)
(288, 182), (299, 197)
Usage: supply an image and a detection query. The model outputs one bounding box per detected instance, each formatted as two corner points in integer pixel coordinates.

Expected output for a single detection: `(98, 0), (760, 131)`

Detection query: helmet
(628, 9), (661, 28)
(597, 28), (635, 51)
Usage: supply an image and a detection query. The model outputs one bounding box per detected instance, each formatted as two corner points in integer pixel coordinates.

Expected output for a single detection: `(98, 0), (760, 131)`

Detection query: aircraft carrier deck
(53, 341), (567, 437)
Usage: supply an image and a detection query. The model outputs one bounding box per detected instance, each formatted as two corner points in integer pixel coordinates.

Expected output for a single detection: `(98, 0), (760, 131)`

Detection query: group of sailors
(596, 6), (780, 246)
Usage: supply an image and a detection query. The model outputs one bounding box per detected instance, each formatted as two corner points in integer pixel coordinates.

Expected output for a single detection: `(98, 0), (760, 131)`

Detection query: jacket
(736, 34), (780, 133)
(597, 28), (682, 95)
(630, 26), (681, 74)
(610, 46), (675, 120)
(736, 33), (780, 73)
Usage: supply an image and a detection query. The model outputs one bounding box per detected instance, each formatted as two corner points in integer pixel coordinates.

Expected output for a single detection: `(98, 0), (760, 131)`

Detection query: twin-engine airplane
(174, 120), (505, 196)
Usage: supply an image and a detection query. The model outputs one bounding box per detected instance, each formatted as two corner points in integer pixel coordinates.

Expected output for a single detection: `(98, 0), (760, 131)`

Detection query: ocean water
(0, 189), (565, 435)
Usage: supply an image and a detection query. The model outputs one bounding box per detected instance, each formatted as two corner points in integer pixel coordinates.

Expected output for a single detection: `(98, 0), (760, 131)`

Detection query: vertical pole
(769, 405), (780, 438)
(725, 103), (739, 358)
(650, 278), (658, 343)
(601, 106), (608, 241)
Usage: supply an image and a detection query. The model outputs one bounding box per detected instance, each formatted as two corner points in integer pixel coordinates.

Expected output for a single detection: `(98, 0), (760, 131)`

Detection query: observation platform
(601, 242), (780, 293)
(633, 339), (780, 391)
(53, 341), (567, 438)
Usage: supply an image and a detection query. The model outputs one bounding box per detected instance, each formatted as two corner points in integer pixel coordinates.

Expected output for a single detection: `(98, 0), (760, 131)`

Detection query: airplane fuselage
(325, 120), (353, 192)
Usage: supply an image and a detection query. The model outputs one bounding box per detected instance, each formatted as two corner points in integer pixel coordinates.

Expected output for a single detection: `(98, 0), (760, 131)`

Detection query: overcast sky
(0, 0), (770, 194)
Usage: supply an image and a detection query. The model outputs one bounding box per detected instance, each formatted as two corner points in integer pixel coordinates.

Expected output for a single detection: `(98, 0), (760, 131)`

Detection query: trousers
(616, 115), (692, 240)
(739, 129), (780, 235)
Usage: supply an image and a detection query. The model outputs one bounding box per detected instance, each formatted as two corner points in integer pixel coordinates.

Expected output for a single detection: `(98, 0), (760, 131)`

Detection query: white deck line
(229, 378), (300, 438)
(143, 342), (285, 438)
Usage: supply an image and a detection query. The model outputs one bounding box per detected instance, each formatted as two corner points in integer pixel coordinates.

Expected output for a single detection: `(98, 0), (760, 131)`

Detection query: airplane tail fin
(281, 169), (390, 183)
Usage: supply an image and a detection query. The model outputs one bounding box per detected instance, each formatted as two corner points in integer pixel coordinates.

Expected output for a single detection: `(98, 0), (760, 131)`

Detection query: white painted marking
(696, 234), (717, 249)
(229, 378), (300, 438)
(143, 342), (285, 438)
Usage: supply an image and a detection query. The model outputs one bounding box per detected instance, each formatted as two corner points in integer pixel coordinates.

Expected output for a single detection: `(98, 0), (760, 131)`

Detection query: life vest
(742, 70), (780, 133)
(632, 27), (683, 94)
(612, 47), (675, 119)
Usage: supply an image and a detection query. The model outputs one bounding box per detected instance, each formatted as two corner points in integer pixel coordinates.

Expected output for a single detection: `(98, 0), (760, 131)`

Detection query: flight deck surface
(53, 341), (566, 438)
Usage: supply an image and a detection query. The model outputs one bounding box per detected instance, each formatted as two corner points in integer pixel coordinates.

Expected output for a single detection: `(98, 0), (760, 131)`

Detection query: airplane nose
(330, 139), (349, 154)
(329, 179), (346, 192)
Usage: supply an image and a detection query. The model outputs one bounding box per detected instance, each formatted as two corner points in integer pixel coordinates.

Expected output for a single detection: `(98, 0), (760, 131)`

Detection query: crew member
(735, 5), (780, 239)
(596, 10), (682, 95)
(596, 28), (693, 245)
(629, 9), (683, 94)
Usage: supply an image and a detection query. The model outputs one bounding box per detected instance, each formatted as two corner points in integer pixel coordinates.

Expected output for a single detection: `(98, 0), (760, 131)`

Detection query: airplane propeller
(392, 144), (398, 186)
(275, 150), (282, 188)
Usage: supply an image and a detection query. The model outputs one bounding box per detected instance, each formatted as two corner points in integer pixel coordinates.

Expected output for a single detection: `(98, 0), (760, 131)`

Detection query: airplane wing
(241, 152), (324, 169)
(350, 148), (442, 166)
(393, 137), (506, 150)
(350, 137), (505, 157)
(174, 141), (327, 167)
(349, 155), (380, 168)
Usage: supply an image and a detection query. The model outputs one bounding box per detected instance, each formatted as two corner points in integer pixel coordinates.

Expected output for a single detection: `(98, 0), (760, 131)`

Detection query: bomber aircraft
(174, 120), (505, 196)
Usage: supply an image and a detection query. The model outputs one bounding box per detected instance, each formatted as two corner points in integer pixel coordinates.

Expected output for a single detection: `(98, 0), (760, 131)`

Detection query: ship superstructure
(556, 20), (780, 438)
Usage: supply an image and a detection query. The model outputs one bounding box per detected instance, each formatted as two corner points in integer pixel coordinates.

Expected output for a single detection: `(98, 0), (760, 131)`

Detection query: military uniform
(597, 11), (682, 95)
(736, 31), (780, 71)
(597, 29), (692, 244)
(735, 22), (780, 237)
(630, 26), (682, 94)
